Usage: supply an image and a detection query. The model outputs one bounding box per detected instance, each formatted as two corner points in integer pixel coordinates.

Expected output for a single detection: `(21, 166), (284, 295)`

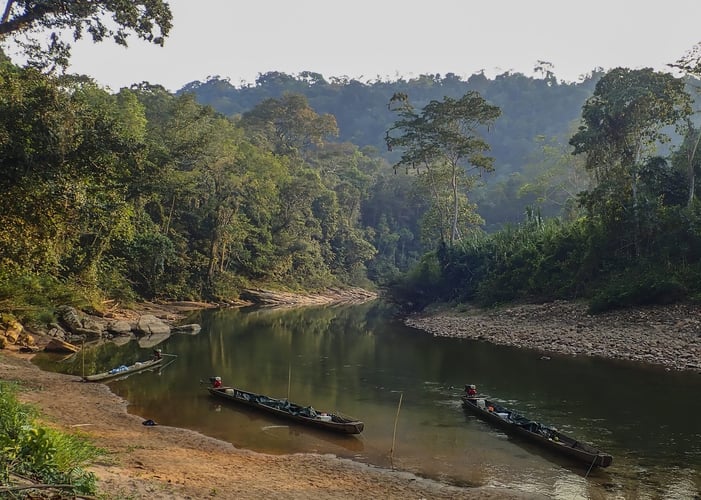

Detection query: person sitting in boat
(152, 349), (162, 360)
(212, 376), (222, 388)
(465, 384), (478, 397)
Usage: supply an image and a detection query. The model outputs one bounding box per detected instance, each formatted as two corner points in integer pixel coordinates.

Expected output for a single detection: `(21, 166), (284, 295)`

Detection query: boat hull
(83, 358), (162, 382)
(208, 386), (364, 434)
(462, 396), (612, 468)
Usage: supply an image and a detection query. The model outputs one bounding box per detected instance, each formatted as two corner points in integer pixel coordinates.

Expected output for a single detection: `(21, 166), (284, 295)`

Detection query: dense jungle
(4, 50), (701, 320)
(2, 2), (701, 497)
(3, 2), (701, 323)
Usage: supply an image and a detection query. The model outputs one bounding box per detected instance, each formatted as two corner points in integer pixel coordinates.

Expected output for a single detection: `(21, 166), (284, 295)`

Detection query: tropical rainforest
(2, 0), (701, 325)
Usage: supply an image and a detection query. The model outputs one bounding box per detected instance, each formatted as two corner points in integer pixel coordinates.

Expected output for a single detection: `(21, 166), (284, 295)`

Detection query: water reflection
(34, 301), (701, 499)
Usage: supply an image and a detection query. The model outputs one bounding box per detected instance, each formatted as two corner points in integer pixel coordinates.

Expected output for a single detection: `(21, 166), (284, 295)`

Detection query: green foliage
(385, 91), (501, 247)
(0, 381), (101, 495)
(240, 93), (338, 157)
(393, 196), (701, 312)
(1, 64), (607, 310)
(0, 0), (172, 71)
(384, 69), (701, 313)
(455, 216), (590, 306)
(588, 268), (687, 313)
(184, 71), (603, 229)
(387, 251), (446, 310)
(7, 58), (701, 317)
(0, 267), (101, 324)
(571, 68), (693, 260)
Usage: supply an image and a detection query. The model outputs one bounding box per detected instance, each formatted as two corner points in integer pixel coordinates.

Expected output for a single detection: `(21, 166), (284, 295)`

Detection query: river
(35, 301), (701, 499)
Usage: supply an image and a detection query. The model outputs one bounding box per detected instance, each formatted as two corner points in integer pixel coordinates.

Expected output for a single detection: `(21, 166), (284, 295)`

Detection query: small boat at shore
(461, 393), (612, 468)
(83, 358), (162, 382)
(208, 385), (364, 435)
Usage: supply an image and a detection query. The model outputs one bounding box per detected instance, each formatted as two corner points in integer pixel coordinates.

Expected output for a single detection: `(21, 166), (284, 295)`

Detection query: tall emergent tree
(0, 0), (172, 69)
(569, 67), (692, 257)
(385, 92), (501, 246)
(670, 44), (701, 206)
(239, 93), (339, 158)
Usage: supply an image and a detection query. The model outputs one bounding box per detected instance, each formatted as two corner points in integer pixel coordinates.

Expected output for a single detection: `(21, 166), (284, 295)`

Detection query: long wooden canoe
(208, 386), (364, 434)
(83, 358), (162, 382)
(462, 395), (612, 468)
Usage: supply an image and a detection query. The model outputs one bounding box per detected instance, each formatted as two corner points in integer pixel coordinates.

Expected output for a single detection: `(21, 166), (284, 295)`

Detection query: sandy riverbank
(9, 296), (698, 498)
(0, 352), (541, 499)
(406, 300), (701, 372)
(0, 298), (541, 500)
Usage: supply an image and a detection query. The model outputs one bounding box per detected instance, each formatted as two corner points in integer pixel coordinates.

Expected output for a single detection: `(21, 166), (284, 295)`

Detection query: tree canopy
(5, 55), (701, 320)
(0, 0), (172, 69)
(386, 92), (501, 246)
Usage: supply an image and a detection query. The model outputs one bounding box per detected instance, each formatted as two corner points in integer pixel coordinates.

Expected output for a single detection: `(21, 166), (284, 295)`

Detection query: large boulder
(135, 315), (171, 336)
(82, 316), (106, 334)
(19, 332), (35, 346)
(2, 319), (23, 344)
(47, 324), (69, 340)
(107, 320), (134, 336)
(56, 305), (84, 333)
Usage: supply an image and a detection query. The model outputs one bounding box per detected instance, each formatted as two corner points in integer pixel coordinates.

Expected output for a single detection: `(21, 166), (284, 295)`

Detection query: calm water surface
(36, 301), (701, 499)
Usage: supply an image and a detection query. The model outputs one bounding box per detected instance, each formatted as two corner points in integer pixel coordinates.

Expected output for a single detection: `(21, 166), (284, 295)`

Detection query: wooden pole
(389, 391), (403, 467)
(158, 358), (177, 372)
(287, 361), (291, 400)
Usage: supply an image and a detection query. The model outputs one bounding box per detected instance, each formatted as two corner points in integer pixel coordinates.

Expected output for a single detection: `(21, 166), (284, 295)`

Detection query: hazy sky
(61, 0), (701, 91)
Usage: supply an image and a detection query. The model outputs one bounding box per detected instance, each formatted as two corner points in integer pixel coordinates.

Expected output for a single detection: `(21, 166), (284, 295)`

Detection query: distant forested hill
(179, 70), (603, 227)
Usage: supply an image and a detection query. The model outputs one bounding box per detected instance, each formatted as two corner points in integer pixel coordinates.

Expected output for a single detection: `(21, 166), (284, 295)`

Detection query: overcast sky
(61, 0), (701, 91)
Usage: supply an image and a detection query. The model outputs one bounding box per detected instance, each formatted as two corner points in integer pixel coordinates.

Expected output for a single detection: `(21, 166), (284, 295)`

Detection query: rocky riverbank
(406, 300), (701, 372)
(1, 287), (378, 354)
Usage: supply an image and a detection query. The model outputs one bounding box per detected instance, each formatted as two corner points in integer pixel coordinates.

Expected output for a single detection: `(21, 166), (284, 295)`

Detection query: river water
(35, 301), (701, 499)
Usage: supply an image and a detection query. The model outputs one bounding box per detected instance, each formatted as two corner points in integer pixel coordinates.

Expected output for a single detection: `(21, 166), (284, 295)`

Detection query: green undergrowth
(0, 380), (103, 497)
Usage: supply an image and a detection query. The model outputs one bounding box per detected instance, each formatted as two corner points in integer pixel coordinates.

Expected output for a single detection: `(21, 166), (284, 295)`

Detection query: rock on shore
(406, 301), (701, 372)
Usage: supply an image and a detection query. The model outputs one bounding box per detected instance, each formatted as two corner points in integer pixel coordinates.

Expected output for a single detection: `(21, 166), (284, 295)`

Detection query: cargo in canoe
(208, 386), (364, 435)
(462, 394), (612, 468)
(83, 358), (162, 382)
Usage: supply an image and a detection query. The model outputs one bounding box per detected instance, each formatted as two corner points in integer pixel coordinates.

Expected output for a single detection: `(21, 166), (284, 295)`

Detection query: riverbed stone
(107, 320), (134, 335)
(406, 301), (701, 373)
(56, 305), (84, 333)
(135, 315), (171, 336)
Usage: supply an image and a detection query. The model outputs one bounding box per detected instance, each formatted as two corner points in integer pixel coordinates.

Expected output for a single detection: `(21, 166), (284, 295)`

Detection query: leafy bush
(588, 270), (687, 313)
(0, 381), (101, 495)
(387, 251), (446, 311)
(0, 269), (104, 324)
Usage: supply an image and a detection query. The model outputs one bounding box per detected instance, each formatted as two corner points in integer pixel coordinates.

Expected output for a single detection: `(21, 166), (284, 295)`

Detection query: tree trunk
(687, 130), (701, 207)
(451, 165), (459, 246)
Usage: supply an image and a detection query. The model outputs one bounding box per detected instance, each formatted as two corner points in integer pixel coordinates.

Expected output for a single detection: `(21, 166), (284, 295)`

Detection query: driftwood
(3, 470), (96, 498)
(44, 338), (80, 353)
